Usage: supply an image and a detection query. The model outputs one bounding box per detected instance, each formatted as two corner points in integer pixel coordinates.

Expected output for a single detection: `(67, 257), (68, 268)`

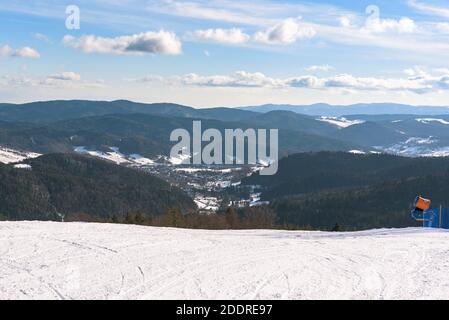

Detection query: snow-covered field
(1, 222), (449, 300)
(0, 147), (41, 164)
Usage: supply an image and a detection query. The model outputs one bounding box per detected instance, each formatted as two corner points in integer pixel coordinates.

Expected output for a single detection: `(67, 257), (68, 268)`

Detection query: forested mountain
(245, 152), (449, 197)
(0, 153), (195, 221)
(0, 100), (255, 123)
(243, 152), (449, 230)
(4, 100), (449, 158)
(271, 173), (449, 230)
(0, 113), (357, 158)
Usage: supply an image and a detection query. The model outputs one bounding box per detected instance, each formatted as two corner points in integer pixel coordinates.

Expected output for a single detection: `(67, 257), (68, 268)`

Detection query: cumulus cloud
(63, 30), (182, 55)
(0, 45), (40, 58)
(254, 18), (316, 44)
(13, 47), (41, 58)
(188, 28), (250, 44)
(131, 70), (449, 94)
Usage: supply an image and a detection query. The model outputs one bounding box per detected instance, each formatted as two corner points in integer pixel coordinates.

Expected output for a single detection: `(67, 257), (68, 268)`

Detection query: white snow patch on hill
(1, 221), (449, 300)
(0, 146), (41, 164)
(13, 164), (32, 170)
(74, 146), (131, 165)
(383, 137), (449, 157)
(416, 118), (449, 125)
(349, 150), (366, 154)
(317, 117), (365, 128)
(74, 147), (155, 166)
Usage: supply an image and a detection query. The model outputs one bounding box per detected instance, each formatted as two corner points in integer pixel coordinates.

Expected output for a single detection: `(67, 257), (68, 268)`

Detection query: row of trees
(66, 207), (278, 230)
(57, 205), (353, 231)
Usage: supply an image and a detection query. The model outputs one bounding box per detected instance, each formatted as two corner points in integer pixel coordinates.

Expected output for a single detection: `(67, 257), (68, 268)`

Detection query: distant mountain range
(0, 100), (254, 123)
(239, 103), (449, 116)
(2, 100), (449, 159)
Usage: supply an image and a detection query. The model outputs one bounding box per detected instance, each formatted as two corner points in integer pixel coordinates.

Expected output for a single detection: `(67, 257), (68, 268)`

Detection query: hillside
(0, 100), (255, 123)
(243, 152), (449, 229)
(0, 153), (195, 221)
(4, 100), (449, 157)
(0, 113), (357, 158)
(1, 221), (449, 299)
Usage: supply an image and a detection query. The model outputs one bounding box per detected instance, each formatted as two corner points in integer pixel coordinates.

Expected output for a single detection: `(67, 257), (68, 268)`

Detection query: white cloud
(306, 65), (333, 72)
(13, 47), (40, 58)
(32, 32), (51, 43)
(2, 72), (104, 89)
(131, 71), (283, 88)
(404, 66), (427, 77)
(63, 30), (182, 55)
(0, 44), (40, 58)
(179, 71), (283, 87)
(0, 45), (13, 57)
(435, 22), (449, 34)
(145, 0), (277, 26)
(364, 17), (417, 34)
(254, 18), (316, 44)
(47, 72), (82, 81)
(339, 15), (355, 28)
(408, 0), (449, 19)
(188, 28), (250, 44)
(131, 69), (449, 94)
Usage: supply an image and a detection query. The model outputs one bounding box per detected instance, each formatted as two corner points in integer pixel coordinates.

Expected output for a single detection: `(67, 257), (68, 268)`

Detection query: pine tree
(332, 223), (342, 232)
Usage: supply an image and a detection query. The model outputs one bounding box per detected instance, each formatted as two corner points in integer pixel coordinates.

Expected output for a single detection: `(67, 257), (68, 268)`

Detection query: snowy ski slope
(1, 221), (448, 300)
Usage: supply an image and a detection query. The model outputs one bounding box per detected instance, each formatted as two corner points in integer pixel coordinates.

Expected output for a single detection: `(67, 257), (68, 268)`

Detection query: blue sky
(1, 0), (449, 107)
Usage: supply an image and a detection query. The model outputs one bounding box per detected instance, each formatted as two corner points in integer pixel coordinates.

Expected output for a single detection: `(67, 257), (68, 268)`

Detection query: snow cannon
(411, 196), (431, 222)
(414, 196), (431, 212)
(411, 196), (449, 229)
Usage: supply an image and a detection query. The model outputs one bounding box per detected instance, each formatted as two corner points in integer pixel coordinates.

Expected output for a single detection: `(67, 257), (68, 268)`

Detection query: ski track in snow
(1, 221), (449, 300)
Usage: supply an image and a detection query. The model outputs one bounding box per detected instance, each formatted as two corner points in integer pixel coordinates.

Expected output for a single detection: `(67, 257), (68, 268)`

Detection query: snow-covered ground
(317, 116), (365, 128)
(0, 146), (41, 164)
(382, 137), (449, 157)
(1, 222), (449, 300)
(416, 118), (449, 125)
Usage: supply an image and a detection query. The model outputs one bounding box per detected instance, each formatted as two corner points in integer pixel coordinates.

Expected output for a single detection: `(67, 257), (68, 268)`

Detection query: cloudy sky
(1, 0), (449, 107)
